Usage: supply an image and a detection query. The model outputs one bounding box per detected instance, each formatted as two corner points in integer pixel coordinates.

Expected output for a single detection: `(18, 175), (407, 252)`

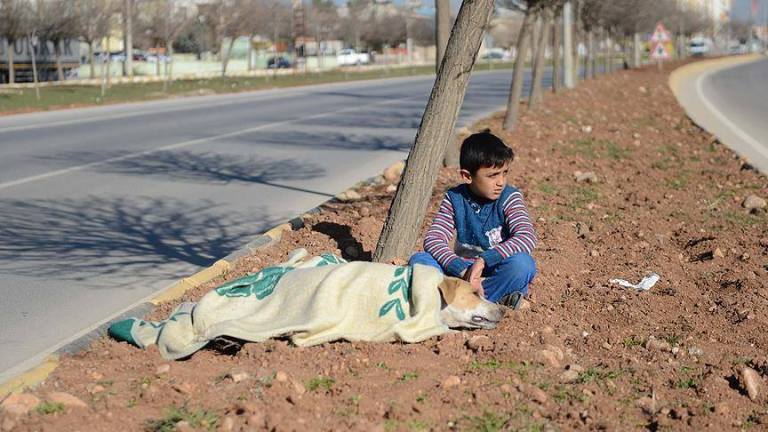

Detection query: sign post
(649, 22), (672, 71)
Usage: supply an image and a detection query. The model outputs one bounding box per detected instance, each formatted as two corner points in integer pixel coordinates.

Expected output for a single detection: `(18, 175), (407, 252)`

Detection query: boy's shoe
(498, 292), (523, 310)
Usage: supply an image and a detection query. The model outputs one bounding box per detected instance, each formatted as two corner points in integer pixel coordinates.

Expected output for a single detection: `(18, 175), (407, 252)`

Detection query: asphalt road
(678, 56), (768, 174)
(0, 67), (548, 382)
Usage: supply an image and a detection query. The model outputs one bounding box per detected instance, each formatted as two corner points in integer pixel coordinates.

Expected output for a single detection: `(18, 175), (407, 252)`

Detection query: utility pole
(563, 1), (574, 88)
(124, 0), (133, 77)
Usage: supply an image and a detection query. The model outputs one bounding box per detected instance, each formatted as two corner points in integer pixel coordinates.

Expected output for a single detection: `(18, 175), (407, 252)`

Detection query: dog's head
(437, 277), (505, 329)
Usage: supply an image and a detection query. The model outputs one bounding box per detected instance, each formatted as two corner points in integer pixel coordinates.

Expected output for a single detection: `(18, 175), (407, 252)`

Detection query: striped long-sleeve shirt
(423, 184), (537, 277)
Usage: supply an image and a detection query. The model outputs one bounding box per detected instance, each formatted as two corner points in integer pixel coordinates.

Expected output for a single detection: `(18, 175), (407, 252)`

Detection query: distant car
(336, 49), (371, 66)
(482, 51), (505, 60)
(688, 39), (710, 57)
(267, 56), (292, 69)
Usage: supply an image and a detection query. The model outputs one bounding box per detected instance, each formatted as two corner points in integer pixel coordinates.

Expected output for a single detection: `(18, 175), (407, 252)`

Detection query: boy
(409, 131), (537, 309)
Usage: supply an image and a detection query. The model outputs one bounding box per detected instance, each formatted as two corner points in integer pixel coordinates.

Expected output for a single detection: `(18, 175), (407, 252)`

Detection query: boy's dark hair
(459, 129), (514, 175)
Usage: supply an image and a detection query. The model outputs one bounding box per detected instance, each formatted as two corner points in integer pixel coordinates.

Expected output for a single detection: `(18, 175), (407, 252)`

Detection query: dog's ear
(438, 277), (463, 305)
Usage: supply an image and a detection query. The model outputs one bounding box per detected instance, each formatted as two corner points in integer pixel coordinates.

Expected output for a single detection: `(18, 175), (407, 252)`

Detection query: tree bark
(529, 9), (551, 109)
(8, 41), (15, 84)
(552, 12), (562, 93)
(106, 37), (112, 88)
(88, 41), (95, 78)
(163, 40), (173, 92)
(585, 30), (594, 79)
(372, 0), (493, 263)
(124, 0), (134, 77)
(247, 33), (254, 71)
(29, 36), (40, 100)
(54, 40), (64, 81)
(435, 0), (451, 73)
(221, 38), (235, 77)
(502, 8), (534, 131)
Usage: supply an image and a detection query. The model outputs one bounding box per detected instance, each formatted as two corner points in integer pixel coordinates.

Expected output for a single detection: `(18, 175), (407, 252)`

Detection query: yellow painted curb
(264, 223), (293, 240)
(0, 356), (59, 398)
(150, 259), (232, 305)
(669, 54), (763, 99)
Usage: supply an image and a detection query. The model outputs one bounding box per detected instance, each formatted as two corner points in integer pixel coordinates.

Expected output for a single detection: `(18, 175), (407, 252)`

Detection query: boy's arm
(423, 196), (473, 277)
(479, 190), (538, 267)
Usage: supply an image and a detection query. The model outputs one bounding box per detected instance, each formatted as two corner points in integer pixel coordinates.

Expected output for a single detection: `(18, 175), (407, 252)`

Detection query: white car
(336, 49), (371, 66)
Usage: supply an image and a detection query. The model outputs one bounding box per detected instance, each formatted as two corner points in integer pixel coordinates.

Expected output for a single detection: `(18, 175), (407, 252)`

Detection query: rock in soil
(0, 393), (40, 417)
(644, 337), (672, 352)
(574, 171), (598, 183)
(466, 335), (493, 352)
(441, 375), (461, 388)
(742, 195), (766, 211)
(47, 392), (87, 409)
(383, 161), (405, 183)
(335, 190), (362, 202)
(740, 367), (762, 401)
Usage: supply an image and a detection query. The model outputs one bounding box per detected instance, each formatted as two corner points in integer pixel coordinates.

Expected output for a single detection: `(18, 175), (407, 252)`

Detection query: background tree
(435, 0), (451, 71)
(144, 0), (195, 90)
(76, 0), (118, 79)
(528, 5), (553, 108)
(0, 0), (27, 84)
(373, 0), (493, 263)
(35, 0), (77, 81)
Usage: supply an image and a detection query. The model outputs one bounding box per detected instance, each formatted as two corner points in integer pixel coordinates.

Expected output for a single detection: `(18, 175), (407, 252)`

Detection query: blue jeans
(408, 252), (537, 303)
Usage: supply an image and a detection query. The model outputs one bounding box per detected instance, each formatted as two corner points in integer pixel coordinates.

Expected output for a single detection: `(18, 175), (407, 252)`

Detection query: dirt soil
(2, 61), (768, 432)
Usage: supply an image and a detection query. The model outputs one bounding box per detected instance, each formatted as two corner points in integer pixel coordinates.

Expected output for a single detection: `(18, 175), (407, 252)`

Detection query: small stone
(636, 396), (656, 415)
(740, 367), (762, 401)
(714, 402), (730, 415)
(500, 384), (513, 393)
(742, 195), (766, 211)
(155, 364), (171, 375)
(644, 337), (672, 352)
(227, 370), (250, 383)
(574, 171), (598, 183)
(90, 371), (104, 381)
(385, 184), (397, 193)
(687, 346), (704, 356)
(1, 393), (40, 417)
(538, 350), (561, 368)
(522, 384), (548, 404)
(713, 248), (725, 259)
(275, 371), (289, 382)
(581, 125), (593, 134)
(89, 384), (106, 394)
(336, 190), (362, 202)
(602, 342), (612, 350)
(2, 417), (17, 432)
(219, 416), (236, 432)
(590, 250), (600, 257)
(518, 299), (531, 310)
(171, 382), (196, 395)
(639, 86), (647, 94)
(575, 223), (590, 239)
(560, 369), (580, 383)
(466, 335), (493, 352)
(175, 420), (193, 432)
(671, 347), (680, 354)
(383, 161), (405, 183)
(759, 238), (768, 248)
(633, 132), (641, 139)
(740, 253), (750, 262)
(291, 379), (306, 395)
(47, 392), (87, 409)
(442, 375), (461, 388)
(359, 207), (371, 217)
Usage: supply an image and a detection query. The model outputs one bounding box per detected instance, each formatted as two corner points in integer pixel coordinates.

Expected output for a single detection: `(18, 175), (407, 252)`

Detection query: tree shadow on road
(0, 196), (273, 283)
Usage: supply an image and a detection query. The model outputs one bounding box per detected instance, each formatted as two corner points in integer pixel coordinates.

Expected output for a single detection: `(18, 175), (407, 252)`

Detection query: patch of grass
(605, 141), (630, 160)
(665, 172), (689, 190)
(399, 371), (419, 382)
(634, 116), (658, 129)
(407, 419), (431, 431)
(471, 358), (502, 371)
(35, 401), (65, 415)
(127, 398), (138, 408)
(376, 361), (389, 369)
(569, 185), (600, 210)
(577, 367), (621, 385)
(307, 376), (335, 392)
(565, 137), (630, 160)
(553, 385), (588, 403)
(665, 334), (681, 347)
(675, 377), (698, 390)
(507, 361), (531, 380)
(144, 405), (219, 432)
(538, 182), (558, 195)
(723, 211), (760, 227)
(415, 393), (427, 403)
(566, 138), (599, 159)
(465, 410), (509, 432)
(623, 335), (644, 348)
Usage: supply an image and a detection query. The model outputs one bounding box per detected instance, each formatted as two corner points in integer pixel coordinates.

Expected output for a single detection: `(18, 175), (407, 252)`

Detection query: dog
(437, 276), (506, 329)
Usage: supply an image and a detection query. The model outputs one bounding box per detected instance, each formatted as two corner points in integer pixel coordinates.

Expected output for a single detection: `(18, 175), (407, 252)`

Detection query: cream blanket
(109, 250), (448, 359)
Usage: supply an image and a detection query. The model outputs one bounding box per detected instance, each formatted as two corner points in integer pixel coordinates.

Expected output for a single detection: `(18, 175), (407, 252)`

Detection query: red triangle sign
(650, 22), (671, 43)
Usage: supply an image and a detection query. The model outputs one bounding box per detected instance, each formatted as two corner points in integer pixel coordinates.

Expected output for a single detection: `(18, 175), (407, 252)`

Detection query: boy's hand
(464, 258), (485, 296)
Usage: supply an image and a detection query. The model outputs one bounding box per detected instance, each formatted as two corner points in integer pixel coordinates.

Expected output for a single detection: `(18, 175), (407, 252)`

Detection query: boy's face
(461, 163), (509, 200)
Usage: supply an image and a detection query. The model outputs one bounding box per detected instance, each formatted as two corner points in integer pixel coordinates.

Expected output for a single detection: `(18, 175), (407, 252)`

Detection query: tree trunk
(502, 9), (534, 131)
(124, 0), (134, 77)
(552, 12), (562, 93)
(372, 0), (493, 263)
(435, 0), (451, 73)
(530, 16), (541, 65)
(529, 9), (551, 108)
(88, 41), (95, 78)
(585, 30), (594, 79)
(29, 36), (40, 101)
(101, 45), (108, 97)
(221, 38), (235, 77)
(106, 38), (112, 87)
(247, 33), (254, 71)
(53, 41), (64, 81)
(163, 41), (173, 92)
(8, 41), (15, 84)
(633, 32), (641, 68)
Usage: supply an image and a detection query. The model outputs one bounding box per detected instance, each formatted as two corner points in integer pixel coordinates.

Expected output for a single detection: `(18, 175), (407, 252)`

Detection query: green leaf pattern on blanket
(378, 266), (411, 321)
(317, 253), (343, 266)
(215, 266), (291, 299)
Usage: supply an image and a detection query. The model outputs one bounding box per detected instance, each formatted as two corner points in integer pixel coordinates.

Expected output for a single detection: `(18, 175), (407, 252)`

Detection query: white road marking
(696, 67), (768, 160)
(0, 94), (418, 191)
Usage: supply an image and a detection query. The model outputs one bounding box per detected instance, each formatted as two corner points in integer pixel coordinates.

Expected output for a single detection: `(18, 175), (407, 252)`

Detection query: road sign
(650, 22), (671, 43)
(650, 42), (671, 60)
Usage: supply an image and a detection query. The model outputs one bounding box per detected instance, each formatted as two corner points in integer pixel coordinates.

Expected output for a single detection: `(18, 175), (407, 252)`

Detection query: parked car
(267, 56), (292, 69)
(688, 38), (711, 57)
(336, 49), (371, 66)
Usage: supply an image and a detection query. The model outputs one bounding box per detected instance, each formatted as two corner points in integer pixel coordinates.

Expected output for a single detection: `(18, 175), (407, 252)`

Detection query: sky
(731, 0), (768, 22)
